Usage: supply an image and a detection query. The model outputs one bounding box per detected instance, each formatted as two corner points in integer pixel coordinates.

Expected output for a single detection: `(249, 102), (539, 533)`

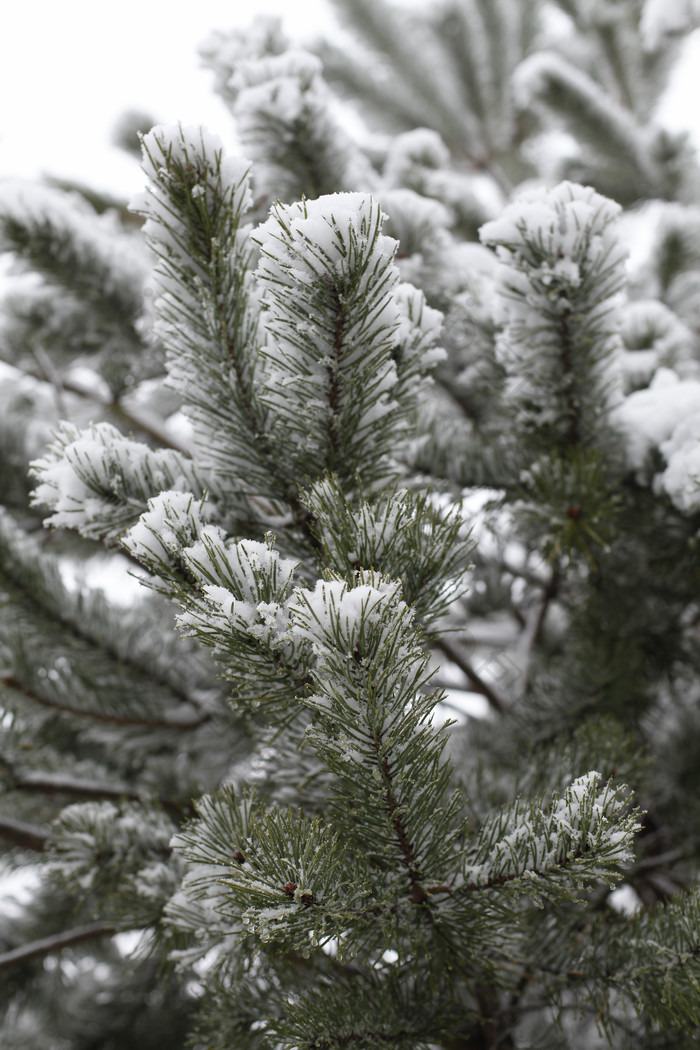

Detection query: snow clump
(291, 575), (407, 652)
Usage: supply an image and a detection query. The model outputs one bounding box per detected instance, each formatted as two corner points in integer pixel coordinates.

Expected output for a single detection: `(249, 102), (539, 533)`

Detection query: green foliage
(302, 475), (471, 626)
(515, 447), (622, 564)
(3, 2), (700, 1047)
(253, 194), (409, 488)
(0, 183), (151, 397)
(480, 180), (627, 454)
(48, 801), (180, 924)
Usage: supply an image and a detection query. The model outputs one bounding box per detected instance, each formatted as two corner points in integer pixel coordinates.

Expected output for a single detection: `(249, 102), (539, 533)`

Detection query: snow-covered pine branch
(254, 193), (434, 490)
(131, 124), (270, 512)
(31, 421), (204, 541)
(480, 180), (626, 453)
(6, 6), (700, 1044)
(301, 476), (470, 628)
(0, 182), (151, 396)
(201, 18), (375, 204)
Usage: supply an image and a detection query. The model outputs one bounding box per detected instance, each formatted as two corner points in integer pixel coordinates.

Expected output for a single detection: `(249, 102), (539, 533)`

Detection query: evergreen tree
(3, 3), (700, 1047)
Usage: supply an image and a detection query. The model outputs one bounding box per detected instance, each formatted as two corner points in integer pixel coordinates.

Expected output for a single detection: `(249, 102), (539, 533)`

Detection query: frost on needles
(23, 119), (698, 1050)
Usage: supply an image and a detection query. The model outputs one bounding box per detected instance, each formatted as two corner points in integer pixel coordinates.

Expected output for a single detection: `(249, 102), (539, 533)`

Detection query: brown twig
(374, 729), (427, 904)
(22, 361), (189, 454)
(432, 636), (506, 715)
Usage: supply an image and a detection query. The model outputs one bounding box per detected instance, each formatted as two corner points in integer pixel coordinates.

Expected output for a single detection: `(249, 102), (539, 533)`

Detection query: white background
(2, 0), (699, 199)
(0, 1), (342, 195)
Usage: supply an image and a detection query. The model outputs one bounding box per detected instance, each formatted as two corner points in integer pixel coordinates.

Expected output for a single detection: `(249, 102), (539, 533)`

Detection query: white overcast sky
(0, 1), (348, 197)
(1, 1), (700, 198)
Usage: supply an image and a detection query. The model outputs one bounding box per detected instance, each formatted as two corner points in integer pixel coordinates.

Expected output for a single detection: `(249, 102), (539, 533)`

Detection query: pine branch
(0, 815), (49, 851)
(6, 30), (700, 1042)
(11, 771), (190, 817)
(32, 419), (204, 542)
(21, 360), (187, 453)
(372, 725), (427, 904)
(298, 1029), (421, 1048)
(0, 514), (212, 728)
(514, 52), (660, 196)
(0, 922), (120, 974)
(134, 125), (282, 504)
(2, 674), (211, 731)
(0, 182), (147, 343)
(499, 558), (549, 591)
(105, 396), (188, 456)
(432, 636), (507, 714)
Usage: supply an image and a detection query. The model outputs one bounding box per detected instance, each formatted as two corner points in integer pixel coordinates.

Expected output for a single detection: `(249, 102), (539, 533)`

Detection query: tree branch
(377, 735), (427, 904)
(0, 815), (49, 851)
(11, 771), (191, 817)
(431, 636), (506, 714)
(2, 675), (211, 731)
(499, 558), (550, 591)
(0, 922), (119, 973)
(22, 361), (189, 454)
(521, 562), (561, 695)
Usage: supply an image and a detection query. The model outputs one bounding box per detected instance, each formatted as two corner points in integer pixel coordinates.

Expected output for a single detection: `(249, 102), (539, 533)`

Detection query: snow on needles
(290, 575), (407, 653)
(253, 192), (401, 389)
(480, 180), (623, 295)
(31, 422), (202, 540)
(131, 124), (253, 278)
(255, 193), (398, 299)
(135, 124), (252, 215)
(660, 413), (700, 512)
(614, 368), (700, 512)
(123, 490), (209, 569)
